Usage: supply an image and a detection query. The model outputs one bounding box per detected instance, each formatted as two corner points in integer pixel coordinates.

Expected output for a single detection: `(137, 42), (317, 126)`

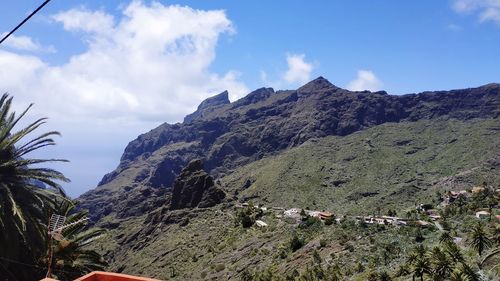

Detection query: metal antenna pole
(45, 213), (53, 278)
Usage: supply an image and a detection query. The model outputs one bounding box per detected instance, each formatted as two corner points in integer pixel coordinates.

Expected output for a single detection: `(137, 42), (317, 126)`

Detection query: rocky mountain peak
(184, 91), (230, 123)
(297, 76), (338, 93)
(479, 83), (500, 91)
(232, 87), (275, 107)
(198, 90), (230, 110)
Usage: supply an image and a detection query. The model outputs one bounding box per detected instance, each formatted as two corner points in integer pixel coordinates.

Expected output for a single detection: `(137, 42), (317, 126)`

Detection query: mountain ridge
(79, 77), (499, 222)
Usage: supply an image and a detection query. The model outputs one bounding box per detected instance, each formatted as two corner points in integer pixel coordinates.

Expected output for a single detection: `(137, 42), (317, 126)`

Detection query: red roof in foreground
(73, 271), (162, 281)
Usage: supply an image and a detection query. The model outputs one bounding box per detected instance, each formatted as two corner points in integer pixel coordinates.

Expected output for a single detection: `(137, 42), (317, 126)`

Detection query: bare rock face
(169, 159), (225, 210)
(184, 90), (230, 123)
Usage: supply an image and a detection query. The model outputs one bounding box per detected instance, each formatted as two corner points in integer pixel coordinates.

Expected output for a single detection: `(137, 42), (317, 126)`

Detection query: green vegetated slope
(222, 118), (499, 215)
(94, 118), (499, 280)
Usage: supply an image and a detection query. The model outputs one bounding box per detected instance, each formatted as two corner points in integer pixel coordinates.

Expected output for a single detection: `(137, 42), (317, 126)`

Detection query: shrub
(240, 214), (254, 228)
(278, 247), (288, 259)
(290, 234), (305, 252)
(299, 216), (322, 229)
(324, 216), (335, 225)
(414, 228), (425, 243)
(355, 261), (365, 273)
(366, 270), (379, 281)
(215, 263), (225, 272)
(319, 239), (327, 248)
(312, 250), (322, 265)
(240, 269), (252, 281)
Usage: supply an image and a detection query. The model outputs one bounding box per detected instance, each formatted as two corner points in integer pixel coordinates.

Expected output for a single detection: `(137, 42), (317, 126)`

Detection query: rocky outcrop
(169, 159), (225, 210)
(232, 87), (275, 108)
(184, 90), (230, 123)
(297, 76), (337, 93)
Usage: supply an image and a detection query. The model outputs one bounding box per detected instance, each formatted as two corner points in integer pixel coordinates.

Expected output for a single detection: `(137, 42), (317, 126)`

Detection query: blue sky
(1, 0), (499, 197)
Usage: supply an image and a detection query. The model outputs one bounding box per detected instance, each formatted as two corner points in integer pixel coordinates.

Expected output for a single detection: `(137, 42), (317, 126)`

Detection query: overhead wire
(0, 0), (53, 45)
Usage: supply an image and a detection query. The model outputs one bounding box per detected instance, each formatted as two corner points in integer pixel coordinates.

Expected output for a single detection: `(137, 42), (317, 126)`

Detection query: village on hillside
(234, 185), (500, 230)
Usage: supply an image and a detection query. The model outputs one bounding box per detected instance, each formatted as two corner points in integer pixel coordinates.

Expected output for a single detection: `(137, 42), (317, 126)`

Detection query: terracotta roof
(73, 271), (162, 281)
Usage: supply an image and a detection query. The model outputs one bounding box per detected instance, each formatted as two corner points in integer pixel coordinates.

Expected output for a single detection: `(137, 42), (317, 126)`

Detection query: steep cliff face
(79, 77), (500, 221)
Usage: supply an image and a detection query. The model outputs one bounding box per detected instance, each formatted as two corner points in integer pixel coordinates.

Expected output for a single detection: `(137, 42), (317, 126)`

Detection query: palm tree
(456, 263), (480, 281)
(394, 264), (410, 278)
(468, 222), (492, 256)
(48, 200), (107, 280)
(428, 246), (452, 280)
(407, 245), (431, 281)
(439, 231), (453, 245)
(444, 241), (465, 264)
(492, 225), (500, 244)
(0, 94), (69, 280)
(449, 269), (466, 281)
(413, 257), (432, 281)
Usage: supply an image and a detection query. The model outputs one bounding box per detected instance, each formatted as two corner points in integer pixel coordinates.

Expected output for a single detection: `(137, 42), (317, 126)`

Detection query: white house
(255, 220), (268, 227)
(284, 208), (301, 218)
(475, 211), (490, 219)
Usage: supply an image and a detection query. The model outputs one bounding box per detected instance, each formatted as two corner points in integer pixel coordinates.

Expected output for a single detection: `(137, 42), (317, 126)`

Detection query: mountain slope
(92, 118), (499, 280)
(221, 119), (500, 214)
(79, 78), (500, 221)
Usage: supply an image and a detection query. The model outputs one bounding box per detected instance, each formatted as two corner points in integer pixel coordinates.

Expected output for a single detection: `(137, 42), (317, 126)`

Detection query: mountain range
(78, 77), (499, 279)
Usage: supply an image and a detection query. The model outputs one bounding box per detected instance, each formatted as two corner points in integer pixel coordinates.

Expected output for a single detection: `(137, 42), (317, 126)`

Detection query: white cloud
(0, 1), (247, 123)
(0, 33), (55, 53)
(0, 1), (249, 196)
(283, 53), (314, 85)
(259, 53), (316, 89)
(346, 70), (383, 92)
(52, 8), (114, 34)
(452, 0), (500, 26)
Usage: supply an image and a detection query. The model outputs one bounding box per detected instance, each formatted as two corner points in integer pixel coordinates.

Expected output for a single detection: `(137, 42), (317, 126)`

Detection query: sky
(1, 0), (499, 197)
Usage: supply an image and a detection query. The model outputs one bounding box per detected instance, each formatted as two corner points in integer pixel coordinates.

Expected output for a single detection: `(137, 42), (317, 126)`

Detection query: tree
(444, 241), (465, 263)
(236, 207), (254, 228)
(0, 94), (69, 280)
(449, 269), (466, 281)
(468, 222), (492, 256)
(428, 246), (452, 280)
(406, 245), (431, 281)
(439, 231), (453, 245)
(48, 200), (107, 280)
(456, 263), (480, 281)
(290, 233), (304, 252)
(412, 257), (431, 281)
(415, 227), (425, 243)
(240, 213), (254, 228)
(394, 264), (410, 277)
